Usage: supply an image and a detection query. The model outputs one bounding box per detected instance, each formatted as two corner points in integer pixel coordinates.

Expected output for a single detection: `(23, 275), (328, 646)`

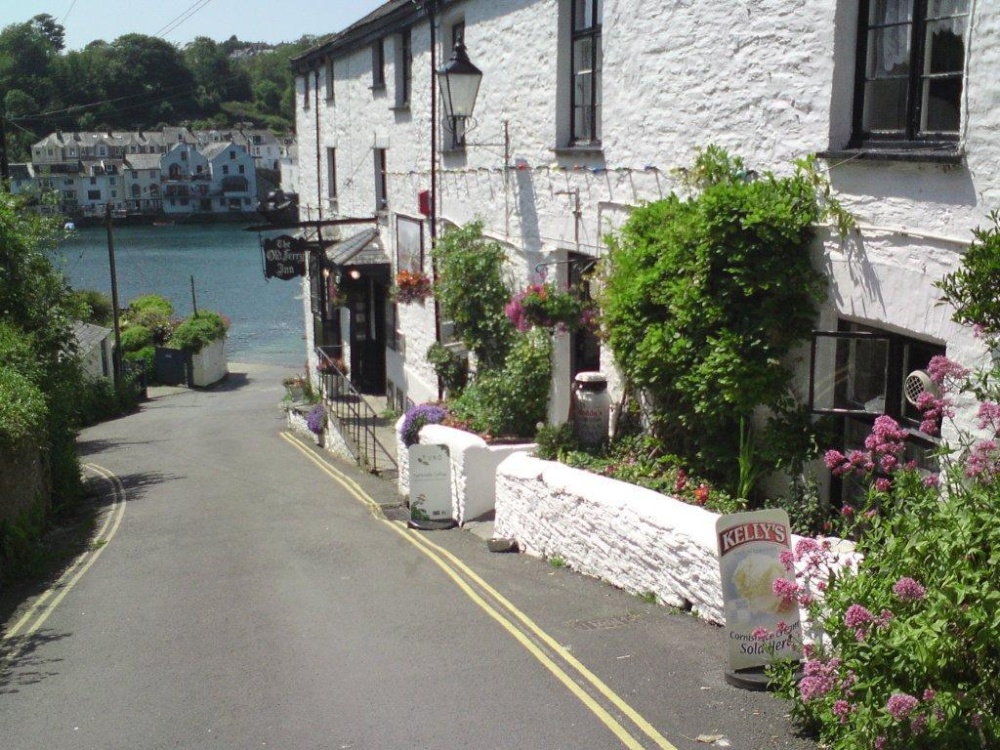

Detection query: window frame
(325, 56), (335, 102)
(326, 147), (338, 201)
(850, 0), (970, 150)
(569, 0), (603, 147)
(372, 38), (386, 89)
(395, 28), (412, 108)
(374, 148), (388, 212)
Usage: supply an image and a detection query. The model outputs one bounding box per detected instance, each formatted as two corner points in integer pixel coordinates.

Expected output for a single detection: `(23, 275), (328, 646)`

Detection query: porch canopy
(325, 227), (389, 270)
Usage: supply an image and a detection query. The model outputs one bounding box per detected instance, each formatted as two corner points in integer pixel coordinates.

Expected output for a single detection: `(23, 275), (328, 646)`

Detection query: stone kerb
(395, 420), (535, 525)
(495, 452), (727, 623)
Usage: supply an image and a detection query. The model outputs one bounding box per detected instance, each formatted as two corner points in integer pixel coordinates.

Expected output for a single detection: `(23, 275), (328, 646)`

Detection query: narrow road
(1, 363), (816, 749)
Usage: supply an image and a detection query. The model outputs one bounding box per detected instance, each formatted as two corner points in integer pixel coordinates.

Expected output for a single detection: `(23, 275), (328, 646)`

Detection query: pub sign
(263, 235), (308, 280)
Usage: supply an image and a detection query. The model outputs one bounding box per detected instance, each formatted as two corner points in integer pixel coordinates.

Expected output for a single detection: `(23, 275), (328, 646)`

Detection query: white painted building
(293, 0), (997, 502)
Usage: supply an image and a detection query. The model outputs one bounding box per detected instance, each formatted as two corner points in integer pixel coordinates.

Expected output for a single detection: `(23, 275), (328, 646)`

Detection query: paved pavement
(0, 362), (818, 749)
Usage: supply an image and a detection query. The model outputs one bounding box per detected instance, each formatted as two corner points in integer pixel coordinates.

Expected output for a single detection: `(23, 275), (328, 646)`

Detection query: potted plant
(393, 270), (433, 304)
(306, 402), (326, 445)
(283, 373), (307, 401)
(505, 282), (591, 332)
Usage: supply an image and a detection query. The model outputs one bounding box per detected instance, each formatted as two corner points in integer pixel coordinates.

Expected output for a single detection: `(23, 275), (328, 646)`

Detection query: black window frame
(327, 147), (338, 200)
(570, 0), (602, 146)
(850, 0), (970, 150)
(397, 29), (412, 107)
(374, 148), (388, 212)
(372, 38), (386, 89)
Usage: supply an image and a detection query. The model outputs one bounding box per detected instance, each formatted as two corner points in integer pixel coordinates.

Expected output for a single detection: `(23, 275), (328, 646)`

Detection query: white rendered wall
(190, 338), (227, 387)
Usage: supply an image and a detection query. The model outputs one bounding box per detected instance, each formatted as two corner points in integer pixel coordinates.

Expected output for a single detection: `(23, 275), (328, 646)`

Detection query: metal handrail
(316, 347), (398, 476)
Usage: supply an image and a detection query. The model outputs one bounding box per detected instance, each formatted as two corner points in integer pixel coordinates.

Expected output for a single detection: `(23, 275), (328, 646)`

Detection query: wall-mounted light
(348, 268), (362, 280)
(437, 43), (482, 125)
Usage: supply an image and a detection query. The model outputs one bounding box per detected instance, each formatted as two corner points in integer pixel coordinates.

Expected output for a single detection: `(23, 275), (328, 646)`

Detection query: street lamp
(437, 43), (483, 127)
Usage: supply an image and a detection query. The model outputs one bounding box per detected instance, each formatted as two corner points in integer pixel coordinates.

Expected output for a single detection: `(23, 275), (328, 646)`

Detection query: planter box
(395, 420), (535, 525)
(191, 338), (227, 387)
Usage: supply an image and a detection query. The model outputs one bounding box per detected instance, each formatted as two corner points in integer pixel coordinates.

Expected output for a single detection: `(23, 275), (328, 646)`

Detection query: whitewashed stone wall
(395, 420), (535, 525)
(495, 452), (727, 623)
(190, 338), (227, 387)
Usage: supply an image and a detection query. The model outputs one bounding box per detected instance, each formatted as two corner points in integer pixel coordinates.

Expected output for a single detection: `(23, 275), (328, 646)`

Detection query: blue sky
(4, 0), (387, 50)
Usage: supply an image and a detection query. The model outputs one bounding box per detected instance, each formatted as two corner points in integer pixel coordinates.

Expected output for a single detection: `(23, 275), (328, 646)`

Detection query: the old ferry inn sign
(263, 235), (308, 280)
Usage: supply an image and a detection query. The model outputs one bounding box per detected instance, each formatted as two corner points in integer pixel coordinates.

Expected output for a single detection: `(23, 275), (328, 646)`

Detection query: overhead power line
(154, 0), (215, 40)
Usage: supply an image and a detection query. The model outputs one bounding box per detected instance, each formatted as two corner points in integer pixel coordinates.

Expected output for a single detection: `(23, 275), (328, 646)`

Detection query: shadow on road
(0, 629), (70, 694)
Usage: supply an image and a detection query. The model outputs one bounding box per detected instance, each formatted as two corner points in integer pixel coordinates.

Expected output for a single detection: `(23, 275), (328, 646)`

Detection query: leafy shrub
(602, 146), (827, 490)
(168, 310), (229, 353)
(534, 422), (580, 460)
(936, 209), (1000, 340)
(68, 288), (113, 326)
(124, 345), (155, 381)
(126, 294), (175, 344)
(400, 403), (448, 447)
(426, 341), (468, 396)
(450, 329), (552, 438)
(120, 323), (153, 352)
(0, 367), (47, 448)
(431, 221), (514, 370)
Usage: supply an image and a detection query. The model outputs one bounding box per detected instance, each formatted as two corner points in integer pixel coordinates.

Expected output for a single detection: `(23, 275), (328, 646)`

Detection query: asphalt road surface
(1, 363), (818, 750)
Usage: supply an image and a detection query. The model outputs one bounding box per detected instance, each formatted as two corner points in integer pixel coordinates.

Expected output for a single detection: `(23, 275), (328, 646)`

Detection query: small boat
(64, 221), (76, 230)
(153, 220), (175, 227)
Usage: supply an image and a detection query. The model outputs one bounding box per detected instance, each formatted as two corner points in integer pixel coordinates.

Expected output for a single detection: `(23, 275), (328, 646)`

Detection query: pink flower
(772, 577), (799, 607)
(886, 693), (919, 721)
(976, 401), (1000, 432)
(922, 688), (936, 702)
(833, 699), (852, 723)
(874, 477), (892, 492)
(751, 626), (771, 640)
(910, 713), (928, 735)
(779, 550), (795, 571)
(965, 439), (1000, 481)
(674, 469), (688, 493)
(875, 736), (887, 750)
(926, 355), (969, 387)
(893, 577), (927, 601)
(844, 604), (873, 629)
(923, 473), (940, 488)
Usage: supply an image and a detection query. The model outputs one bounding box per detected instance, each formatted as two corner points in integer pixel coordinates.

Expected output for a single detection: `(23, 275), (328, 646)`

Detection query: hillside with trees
(0, 13), (318, 160)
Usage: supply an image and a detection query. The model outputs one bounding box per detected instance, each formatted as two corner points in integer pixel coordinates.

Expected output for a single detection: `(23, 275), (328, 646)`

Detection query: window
(374, 148), (388, 211)
(222, 165), (230, 175)
(810, 320), (944, 503)
(230, 150), (236, 160)
(303, 71), (310, 108)
(372, 38), (385, 88)
(327, 147), (338, 200)
(570, 0), (602, 145)
(88, 190), (101, 200)
(851, 0), (969, 149)
(395, 29), (412, 107)
(238, 164), (245, 174)
(326, 57), (335, 102)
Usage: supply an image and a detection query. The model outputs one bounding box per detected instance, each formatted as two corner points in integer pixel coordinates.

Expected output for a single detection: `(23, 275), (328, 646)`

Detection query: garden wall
(494, 452), (727, 623)
(395, 421), (535, 525)
(0, 442), (50, 528)
(191, 338), (227, 387)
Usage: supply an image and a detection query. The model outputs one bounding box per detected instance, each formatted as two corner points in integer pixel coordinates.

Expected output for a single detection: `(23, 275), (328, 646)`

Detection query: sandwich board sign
(716, 509), (802, 679)
(408, 444), (455, 529)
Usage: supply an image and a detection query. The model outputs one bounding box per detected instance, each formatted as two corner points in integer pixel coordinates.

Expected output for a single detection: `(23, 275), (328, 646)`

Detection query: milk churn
(573, 372), (610, 447)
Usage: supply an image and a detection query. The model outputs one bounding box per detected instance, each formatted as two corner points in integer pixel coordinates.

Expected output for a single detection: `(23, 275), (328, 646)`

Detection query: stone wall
(395, 420), (535, 525)
(495, 452), (727, 623)
(0, 442), (50, 529)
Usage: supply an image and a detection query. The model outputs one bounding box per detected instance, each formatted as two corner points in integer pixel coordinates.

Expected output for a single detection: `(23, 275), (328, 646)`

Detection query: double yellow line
(281, 431), (677, 750)
(2, 463), (127, 662)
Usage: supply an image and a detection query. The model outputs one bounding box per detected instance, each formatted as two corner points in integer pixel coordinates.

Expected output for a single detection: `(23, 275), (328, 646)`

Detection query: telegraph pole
(105, 203), (124, 386)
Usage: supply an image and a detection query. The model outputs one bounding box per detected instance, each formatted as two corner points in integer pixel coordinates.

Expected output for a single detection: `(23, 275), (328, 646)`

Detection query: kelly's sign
(263, 235), (308, 280)
(716, 509), (802, 672)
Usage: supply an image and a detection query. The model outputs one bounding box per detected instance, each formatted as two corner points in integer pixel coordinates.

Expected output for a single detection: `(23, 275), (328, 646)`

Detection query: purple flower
(965, 439), (1000, 481)
(844, 604), (873, 629)
(400, 403), (448, 447)
(886, 693), (919, 721)
(892, 577), (927, 601)
(306, 403), (326, 434)
(833, 699), (852, 723)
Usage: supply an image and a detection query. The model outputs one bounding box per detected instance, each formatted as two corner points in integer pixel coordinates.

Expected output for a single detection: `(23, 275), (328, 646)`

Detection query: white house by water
(291, 0), (997, 504)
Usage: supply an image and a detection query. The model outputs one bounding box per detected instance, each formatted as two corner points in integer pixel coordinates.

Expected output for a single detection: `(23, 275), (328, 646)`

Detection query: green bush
(602, 146), (828, 490)
(426, 341), (468, 396)
(0, 366), (48, 448)
(168, 310), (229, 354)
(432, 221), (515, 370)
(450, 329), (552, 438)
(120, 323), (153, 352)
(68, 288), (113, 326)
(124, 345), (155, 380)
(126, 294), (175, 344)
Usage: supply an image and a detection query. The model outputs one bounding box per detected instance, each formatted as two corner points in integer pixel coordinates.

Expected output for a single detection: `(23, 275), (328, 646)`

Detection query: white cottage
(292, 0), (997, 504)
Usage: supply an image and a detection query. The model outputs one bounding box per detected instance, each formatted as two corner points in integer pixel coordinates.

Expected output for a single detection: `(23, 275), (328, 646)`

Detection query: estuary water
(53, 223), (305, 366)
